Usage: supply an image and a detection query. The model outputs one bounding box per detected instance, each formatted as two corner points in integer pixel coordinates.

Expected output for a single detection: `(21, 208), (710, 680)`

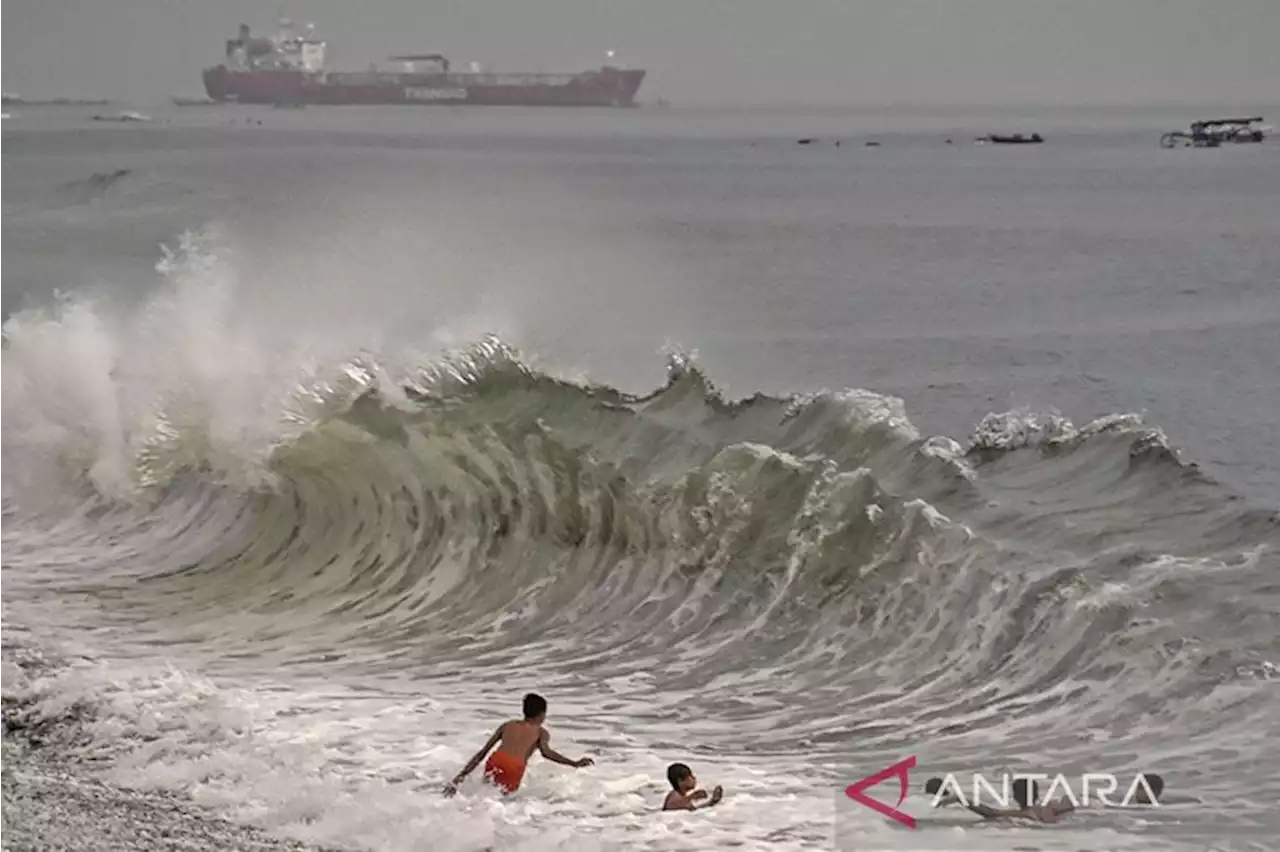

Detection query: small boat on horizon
(2, 94), (113, 107)
(977, 133), (1044, 145)
(90, 110), (153, 123)
(1160, 117), (1269, 148)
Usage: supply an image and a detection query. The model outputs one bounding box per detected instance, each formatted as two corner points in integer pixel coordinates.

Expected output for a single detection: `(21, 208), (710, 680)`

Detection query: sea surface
(3, 102), (1279, 852)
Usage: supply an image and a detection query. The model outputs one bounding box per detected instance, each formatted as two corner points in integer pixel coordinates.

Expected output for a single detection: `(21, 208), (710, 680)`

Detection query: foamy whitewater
(4, 107), (1280, 852)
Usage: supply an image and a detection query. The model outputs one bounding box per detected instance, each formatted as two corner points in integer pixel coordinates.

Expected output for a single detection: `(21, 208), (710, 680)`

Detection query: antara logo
(845, 755), (917, 829)
(845, 756), (1163, 829)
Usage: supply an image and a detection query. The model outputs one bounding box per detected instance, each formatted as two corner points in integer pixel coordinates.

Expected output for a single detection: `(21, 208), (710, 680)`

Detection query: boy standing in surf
(444, 693), (593, 796)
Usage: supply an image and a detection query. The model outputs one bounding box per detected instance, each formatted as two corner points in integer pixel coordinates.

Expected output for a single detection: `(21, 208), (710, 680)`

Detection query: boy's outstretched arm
(537, 731), (594, 768)
(444, 724), (504, 794)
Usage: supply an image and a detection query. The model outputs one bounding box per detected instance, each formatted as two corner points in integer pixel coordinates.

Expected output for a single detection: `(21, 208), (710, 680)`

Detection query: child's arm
(663, 787), (722, 811)
(1041, 796), (1076, 822)
(444, 723), (505, 794)
(537, 730), (594, 768)
(962, 803), (1021, 820)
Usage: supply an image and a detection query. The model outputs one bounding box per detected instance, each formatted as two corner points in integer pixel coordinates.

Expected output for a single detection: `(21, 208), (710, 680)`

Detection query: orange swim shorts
(484, 751), (527, 794)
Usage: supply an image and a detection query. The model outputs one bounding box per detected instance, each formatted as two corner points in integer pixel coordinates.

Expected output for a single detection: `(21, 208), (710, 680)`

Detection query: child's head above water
(667, 763), (695, 792)
(523, 692), (547, 722)
(1012, 778), (1039, 809)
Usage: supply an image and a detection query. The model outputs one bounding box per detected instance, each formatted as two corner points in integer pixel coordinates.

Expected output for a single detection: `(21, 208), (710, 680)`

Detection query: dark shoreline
(2, 730), (341, 852)
(1, 639), (341, 852)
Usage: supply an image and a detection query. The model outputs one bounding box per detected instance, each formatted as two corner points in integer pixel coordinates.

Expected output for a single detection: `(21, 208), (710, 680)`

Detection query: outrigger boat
(1160, 117), (1270, 148)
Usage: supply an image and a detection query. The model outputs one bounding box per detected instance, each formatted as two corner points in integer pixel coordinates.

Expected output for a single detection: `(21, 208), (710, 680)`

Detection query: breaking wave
(4, 229), (1279, 850)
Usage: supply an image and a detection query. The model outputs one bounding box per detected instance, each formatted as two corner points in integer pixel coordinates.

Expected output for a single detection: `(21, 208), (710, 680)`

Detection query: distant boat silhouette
(980, 133), (1044, 145)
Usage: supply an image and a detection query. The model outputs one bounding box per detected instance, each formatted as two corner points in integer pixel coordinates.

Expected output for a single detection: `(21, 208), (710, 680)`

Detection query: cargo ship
(203, 21), (646, 108)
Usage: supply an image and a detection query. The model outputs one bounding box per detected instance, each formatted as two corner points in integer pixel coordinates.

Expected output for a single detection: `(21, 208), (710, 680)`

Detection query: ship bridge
(226, 21), (326, 72)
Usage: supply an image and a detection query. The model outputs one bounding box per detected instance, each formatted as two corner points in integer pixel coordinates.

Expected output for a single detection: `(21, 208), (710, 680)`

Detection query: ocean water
(3, 103), (1279, 852)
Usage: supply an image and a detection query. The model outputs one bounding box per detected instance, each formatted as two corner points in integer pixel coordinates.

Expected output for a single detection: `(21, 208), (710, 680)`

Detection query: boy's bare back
(494, 719), (545, 760)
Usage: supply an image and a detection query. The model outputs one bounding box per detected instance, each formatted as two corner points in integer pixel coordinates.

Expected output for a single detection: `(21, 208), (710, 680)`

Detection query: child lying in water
(662, 763), (723, 811)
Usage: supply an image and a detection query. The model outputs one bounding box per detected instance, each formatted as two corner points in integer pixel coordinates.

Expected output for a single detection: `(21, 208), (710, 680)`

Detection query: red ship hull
(203, 66), (646, 107)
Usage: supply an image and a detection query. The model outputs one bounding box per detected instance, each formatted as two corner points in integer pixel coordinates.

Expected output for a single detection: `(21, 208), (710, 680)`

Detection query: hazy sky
(4, 0), (1279, 106)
